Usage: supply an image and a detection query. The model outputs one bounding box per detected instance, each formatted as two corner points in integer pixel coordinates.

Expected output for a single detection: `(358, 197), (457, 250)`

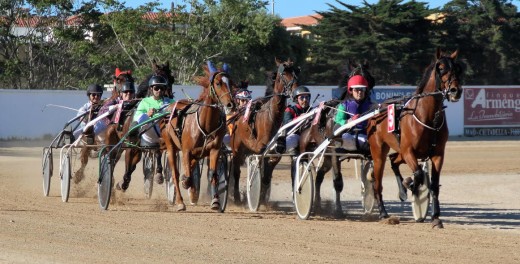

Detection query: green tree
(439, 0), (520, 84)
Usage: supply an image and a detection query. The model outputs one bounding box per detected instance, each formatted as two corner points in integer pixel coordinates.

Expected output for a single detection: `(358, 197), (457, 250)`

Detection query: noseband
(434, 57), (460, 100)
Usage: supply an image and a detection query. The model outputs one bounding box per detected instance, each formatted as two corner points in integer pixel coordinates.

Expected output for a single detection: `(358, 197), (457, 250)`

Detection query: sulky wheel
(42, 147), (53, 197)
(60, 151), (71, 203)
(246, 156), (263, 212)
(361, 160), (376, 214)
(294, 161), (314, 220)
(98, 153), (113, 210)
(412, 161), (431, 222)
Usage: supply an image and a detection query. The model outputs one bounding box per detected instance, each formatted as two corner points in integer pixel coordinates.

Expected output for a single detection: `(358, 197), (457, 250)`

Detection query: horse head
(152, 60), (175, 98)
(274, 57), (299, 97)
(434, 49), (463, 102)
(196, 61), (235, 115)
(113, 68), (135, 96)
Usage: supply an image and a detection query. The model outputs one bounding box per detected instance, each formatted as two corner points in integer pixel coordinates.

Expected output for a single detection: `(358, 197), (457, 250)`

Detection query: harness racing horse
(298, 62), (375, 217)
(73, 70), (135, 184)
(229, 58), (299, 204)
(366, 49), (463, 228)
(137, 60), (175, 99)
(162, 61), (234, 211)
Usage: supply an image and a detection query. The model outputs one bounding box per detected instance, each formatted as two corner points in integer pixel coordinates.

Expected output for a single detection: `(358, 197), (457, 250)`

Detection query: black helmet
(148, 75), (168, 88)
(121, 81), (135, 93)
(87, 84), (103, 96)
(292, 86), (310, 102)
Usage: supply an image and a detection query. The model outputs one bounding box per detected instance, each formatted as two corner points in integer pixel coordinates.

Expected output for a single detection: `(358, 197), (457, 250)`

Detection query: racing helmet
(235, 89), (252, 100)
(86, 84), (103, 96)
(347, 75), (368, 94)
(292, 86), (311, 102)
(120, 81), (135, 93)
(148, 75), (168, 88)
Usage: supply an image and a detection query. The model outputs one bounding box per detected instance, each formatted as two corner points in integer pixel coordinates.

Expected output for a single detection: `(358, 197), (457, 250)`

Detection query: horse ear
(275, 57), (282, 66)
(436, 47), (442, 59)
(362, 59), (369, 69)
(166, 61), (170, 68)
(207, 61), (218, 74)
(152, 59), (158, 71)
(222, 63), (231, 74)
(450, 49), (459, 60)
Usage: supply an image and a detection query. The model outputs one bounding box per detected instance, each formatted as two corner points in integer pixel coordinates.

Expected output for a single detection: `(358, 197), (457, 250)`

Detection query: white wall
(0, 86), (464, 139)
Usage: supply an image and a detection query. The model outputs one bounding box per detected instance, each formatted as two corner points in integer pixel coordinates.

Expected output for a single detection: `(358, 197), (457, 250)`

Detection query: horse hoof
(176, 203), (186, 211)
(402, 177), (413, 190)
(115, 180), (128, 192)
(154, 172), (164, 185)
(188, 188), (199, 205)
(210, 198), (220, 210)
(73, 171), (84, 184)
(333, 210), (345, 219)
(431, 219), (444, 229)
(181, 175), (192, 189)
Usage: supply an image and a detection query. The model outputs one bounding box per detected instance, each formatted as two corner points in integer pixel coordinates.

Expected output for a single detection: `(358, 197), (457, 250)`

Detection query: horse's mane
(264, 71), (276, 96)
(193, 65), (211, 101)
(415, 61), (436, 94)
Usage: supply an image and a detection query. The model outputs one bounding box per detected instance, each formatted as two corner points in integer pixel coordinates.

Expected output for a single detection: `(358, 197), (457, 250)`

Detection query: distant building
(281, 14), (322, 40)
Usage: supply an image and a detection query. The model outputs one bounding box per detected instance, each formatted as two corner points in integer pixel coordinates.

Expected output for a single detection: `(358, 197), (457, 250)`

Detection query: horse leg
(430, 154), (444, 228)
(116, 148), (141, 192)
(207, 149), (220, 210)
(389, 153), (407, 201)
(73, 147), (89, 184)
(330, 155), (345, 218)
(401, 150), (422, 196)
(168, 150), (185, 211)
(154, 151), (164, 184)
(372, 146), (390, 219)
(314, 166), (325, 214)
(231, 155), (242, 204)
(262, 156), (280, 205)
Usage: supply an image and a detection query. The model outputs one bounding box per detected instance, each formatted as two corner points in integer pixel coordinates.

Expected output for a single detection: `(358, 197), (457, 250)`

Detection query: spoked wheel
(361, 160), (376, 214)
(142, 151), (154, 199)
(188, 159), (202, 205)
(42, 147), (53, 197)
(412, 161), (431, 222)
(60, 151), (71, 202)
(246, 156), (263, 212)
(294, 161), (315, 220)
(98, 152), (113, 210)
(215, 151), (229, 213)
(163, 151), (176, 205)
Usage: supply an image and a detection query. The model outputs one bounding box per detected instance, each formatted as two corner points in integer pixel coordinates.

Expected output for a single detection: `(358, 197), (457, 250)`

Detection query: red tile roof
(281, 14), (322, 28)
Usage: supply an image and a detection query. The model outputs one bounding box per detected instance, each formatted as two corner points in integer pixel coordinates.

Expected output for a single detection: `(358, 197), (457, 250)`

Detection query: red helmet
(347, 75), (368, 94)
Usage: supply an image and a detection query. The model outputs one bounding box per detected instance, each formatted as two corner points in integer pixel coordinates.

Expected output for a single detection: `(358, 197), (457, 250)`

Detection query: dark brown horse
(73, 70), (135, 184)
(299, 62), (375, 217)
(162, 61), (234, 211)
(229, 58), (299, 204)
(137, 60), (175, 99)
(366, 49), (463, 228)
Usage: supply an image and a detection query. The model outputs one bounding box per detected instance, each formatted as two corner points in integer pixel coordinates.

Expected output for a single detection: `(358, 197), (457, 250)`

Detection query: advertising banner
(463, 87), (520, 136)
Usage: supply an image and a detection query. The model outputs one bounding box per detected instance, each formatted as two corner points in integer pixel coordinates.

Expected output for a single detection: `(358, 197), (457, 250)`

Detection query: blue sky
(123, 0), (520, 18)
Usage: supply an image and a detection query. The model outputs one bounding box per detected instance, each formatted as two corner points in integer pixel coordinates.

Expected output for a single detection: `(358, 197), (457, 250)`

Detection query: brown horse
(228, 58), (299, 204)
(162, 61), (234, 211)
(366, 49), (463, 228)
(73, 70), (135, 184)
(299, 62), (375, 217)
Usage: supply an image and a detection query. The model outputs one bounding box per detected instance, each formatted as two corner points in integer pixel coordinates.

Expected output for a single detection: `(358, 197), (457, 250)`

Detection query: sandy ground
(0, 138), (519, 263)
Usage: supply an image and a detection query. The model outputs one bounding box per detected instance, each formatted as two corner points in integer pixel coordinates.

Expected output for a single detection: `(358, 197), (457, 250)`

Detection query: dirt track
(1, 138), (519, 263)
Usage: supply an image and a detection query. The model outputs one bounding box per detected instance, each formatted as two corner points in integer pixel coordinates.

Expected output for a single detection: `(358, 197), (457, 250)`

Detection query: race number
(387, 104), (395, 133)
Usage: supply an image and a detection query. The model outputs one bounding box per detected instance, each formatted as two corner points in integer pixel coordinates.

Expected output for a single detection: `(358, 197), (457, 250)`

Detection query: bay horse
(229, 58), (299, 204)
(162, 61), (234, 211)
(298, 62), (375, 217)
(73, 69), (135, 184)
(366, 49), (463, 228)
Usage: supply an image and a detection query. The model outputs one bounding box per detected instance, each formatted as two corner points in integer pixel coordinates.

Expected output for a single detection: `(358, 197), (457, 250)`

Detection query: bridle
(276, 63), (298, 96)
